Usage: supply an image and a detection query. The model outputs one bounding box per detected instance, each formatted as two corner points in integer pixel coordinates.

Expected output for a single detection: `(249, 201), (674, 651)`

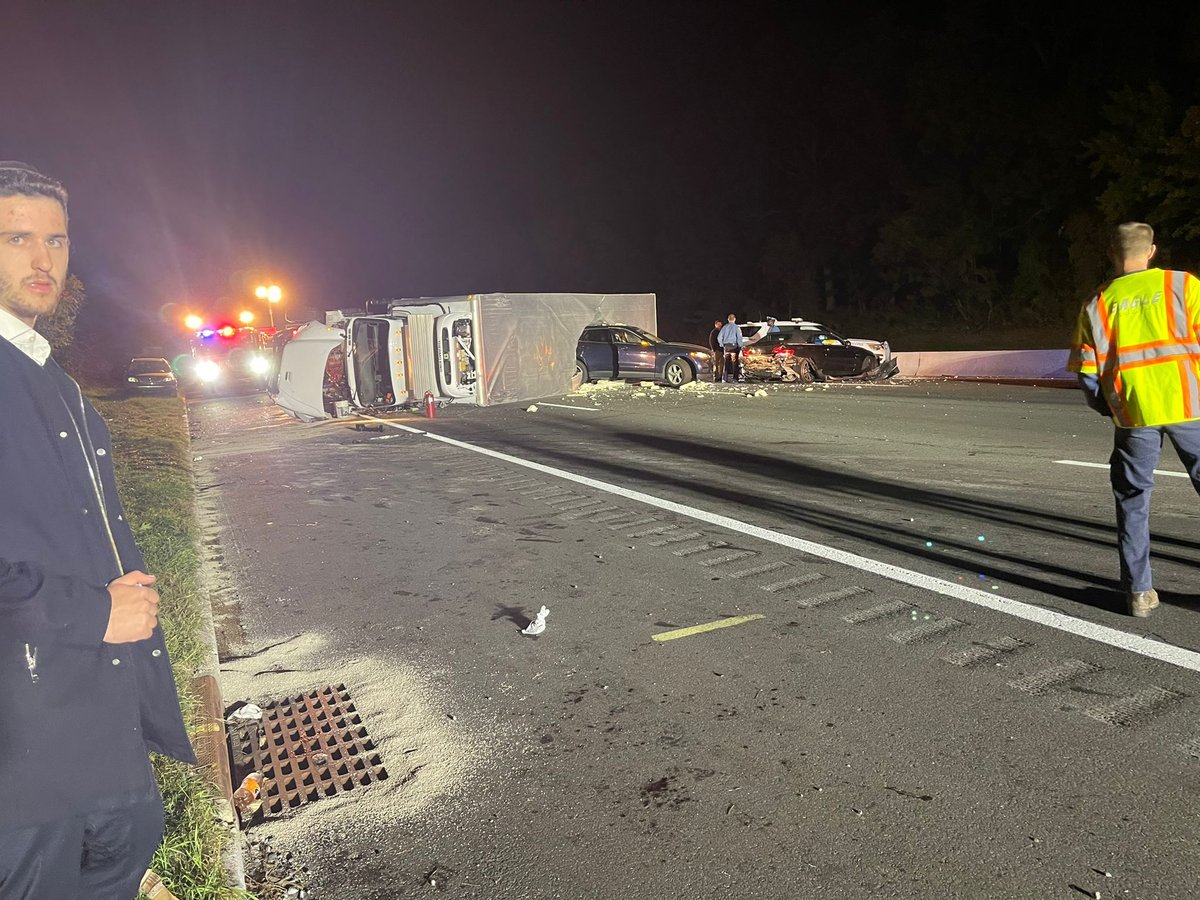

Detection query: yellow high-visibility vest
(1069, 267), (1200, 427)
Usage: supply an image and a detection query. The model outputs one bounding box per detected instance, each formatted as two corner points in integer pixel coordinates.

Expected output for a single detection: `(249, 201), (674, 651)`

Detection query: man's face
(0, 195), (69, 326)
(714, 320), (722, 329)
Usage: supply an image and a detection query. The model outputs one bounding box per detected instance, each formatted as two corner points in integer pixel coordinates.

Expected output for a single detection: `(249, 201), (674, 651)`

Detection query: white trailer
(273, 292), (656, 421)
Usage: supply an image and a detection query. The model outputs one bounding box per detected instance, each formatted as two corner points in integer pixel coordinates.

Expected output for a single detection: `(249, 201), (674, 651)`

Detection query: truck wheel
(664, 359), (693, 387)
(571, 360), (589, 391)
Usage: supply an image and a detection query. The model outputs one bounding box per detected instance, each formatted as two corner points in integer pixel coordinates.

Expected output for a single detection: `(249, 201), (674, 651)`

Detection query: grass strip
(92, 389), (253, 900)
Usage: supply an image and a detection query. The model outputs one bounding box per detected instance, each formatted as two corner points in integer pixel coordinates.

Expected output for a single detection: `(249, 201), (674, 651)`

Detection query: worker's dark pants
(710, 350), (724, 381)
(1110, 420), (1200, 591)
(0, 783), (163, 900)
(722, 347), (741, 382)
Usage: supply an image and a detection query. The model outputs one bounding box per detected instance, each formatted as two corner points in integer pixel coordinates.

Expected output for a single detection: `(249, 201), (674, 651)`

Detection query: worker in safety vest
(1069, 222), (1200, 617)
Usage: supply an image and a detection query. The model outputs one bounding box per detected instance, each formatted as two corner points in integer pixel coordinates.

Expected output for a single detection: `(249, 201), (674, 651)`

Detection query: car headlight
(127, 376), (138, 382)
(248, 355), (270, 374)
(195, 360), (221, 382)
(689, 351), (710, 360)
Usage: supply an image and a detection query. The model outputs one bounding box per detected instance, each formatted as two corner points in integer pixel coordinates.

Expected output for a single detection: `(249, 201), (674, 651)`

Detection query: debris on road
(244, 833), (309, 900)
(234, 771), (264, 818)
(522, 605), (550, 636)
(526, 404), (539, 412)
(227, 702), (263, 722)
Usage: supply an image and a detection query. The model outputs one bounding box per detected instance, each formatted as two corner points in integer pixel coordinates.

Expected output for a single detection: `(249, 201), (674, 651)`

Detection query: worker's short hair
(1113, 222), (1154, 260)
(0, 161), (68, 214)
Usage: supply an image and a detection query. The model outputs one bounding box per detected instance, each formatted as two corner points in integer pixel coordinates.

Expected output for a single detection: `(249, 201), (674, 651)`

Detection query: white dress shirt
(0, 306), (51, 366)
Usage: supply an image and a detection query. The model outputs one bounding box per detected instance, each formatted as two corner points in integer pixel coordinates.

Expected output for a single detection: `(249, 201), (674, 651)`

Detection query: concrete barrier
(893, 349), (1072, 380)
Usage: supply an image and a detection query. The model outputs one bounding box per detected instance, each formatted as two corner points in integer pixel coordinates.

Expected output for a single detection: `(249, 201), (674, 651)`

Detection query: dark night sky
(6, 0), (911, 358)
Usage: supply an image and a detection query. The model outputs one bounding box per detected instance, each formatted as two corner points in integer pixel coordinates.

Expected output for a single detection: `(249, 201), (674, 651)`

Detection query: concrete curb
(184, 405), (246, 891)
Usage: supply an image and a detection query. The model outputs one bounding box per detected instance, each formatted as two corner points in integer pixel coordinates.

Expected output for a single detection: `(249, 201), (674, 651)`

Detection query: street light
(184, 313), (203, 331)
(238, 310), (255, 325)
(255, 283), (283, 328)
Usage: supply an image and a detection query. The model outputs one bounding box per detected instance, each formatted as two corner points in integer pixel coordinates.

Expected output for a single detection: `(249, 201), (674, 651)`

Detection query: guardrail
(893, 349), (1072, 381)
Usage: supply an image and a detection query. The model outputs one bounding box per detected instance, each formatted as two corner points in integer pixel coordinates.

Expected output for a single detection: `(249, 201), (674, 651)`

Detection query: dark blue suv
(574, 324), (713, 388)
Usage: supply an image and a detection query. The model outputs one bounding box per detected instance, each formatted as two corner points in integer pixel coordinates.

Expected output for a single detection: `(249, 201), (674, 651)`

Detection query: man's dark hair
(0, 161), (68, 213)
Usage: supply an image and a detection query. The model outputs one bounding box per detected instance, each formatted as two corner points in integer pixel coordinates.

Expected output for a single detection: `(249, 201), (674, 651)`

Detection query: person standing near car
(708, 318), (725, 382)
(717, 313), (745, 383)
(1068, 222), (1200, 617)
(0, 161), (195, 898)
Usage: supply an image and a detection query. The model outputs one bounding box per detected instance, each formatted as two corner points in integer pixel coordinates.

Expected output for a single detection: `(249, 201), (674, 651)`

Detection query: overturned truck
(272, 292), (657, 421)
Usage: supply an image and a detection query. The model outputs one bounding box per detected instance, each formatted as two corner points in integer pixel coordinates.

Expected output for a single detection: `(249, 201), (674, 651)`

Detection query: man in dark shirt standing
(707, 318), (724, 382)
(0, 162), (194, 899)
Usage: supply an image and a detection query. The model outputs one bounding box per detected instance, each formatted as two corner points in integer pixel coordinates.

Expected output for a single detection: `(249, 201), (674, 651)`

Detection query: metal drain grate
(229, 684), (388, 818)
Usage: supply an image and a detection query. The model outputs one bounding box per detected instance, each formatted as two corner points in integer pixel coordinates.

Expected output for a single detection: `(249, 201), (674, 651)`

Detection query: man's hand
(104, 570), (160, 643)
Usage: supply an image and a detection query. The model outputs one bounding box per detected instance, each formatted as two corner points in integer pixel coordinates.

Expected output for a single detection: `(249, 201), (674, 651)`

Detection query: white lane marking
(360, 414), (1200, 673)
(536, 402), (601, 411)
(1055, 459), (1189, 479)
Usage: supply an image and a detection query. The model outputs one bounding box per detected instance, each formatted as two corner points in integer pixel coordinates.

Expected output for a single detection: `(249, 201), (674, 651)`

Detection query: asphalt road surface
(188, 380), (1200, 900)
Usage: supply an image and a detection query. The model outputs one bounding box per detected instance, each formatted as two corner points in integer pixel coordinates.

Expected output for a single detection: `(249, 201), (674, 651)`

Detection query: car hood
(663, 341), (710, 353)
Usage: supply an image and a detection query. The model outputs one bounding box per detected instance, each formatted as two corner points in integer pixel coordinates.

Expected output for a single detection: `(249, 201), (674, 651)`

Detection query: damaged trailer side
(273, 293), (657, 421)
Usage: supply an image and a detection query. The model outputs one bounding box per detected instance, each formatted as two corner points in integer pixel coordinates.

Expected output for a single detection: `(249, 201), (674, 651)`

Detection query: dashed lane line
(358, 414), (1200, 674)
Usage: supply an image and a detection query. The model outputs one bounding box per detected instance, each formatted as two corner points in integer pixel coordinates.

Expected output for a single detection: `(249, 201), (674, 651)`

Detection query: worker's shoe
(1127, 589), (1160, 618)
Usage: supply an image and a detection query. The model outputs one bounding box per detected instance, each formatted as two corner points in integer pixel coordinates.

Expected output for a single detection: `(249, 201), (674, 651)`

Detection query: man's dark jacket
(0, 341), (194, 829)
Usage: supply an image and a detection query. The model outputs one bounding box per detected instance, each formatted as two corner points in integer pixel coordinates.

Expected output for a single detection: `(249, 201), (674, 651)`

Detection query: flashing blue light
(198, 329), (216, 339)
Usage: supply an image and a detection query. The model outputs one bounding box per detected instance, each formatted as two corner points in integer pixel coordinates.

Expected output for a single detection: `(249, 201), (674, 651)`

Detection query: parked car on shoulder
(574, 324), (713, 388)
(738, 319), (898, 380)
(124, 357), (178, 396)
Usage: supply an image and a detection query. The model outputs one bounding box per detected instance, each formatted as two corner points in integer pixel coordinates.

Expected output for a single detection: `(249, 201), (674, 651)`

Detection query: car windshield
(128, 359), (170, 374)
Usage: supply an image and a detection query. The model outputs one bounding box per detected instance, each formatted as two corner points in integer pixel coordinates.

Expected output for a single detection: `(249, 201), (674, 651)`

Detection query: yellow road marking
(652, 613), (766, 642)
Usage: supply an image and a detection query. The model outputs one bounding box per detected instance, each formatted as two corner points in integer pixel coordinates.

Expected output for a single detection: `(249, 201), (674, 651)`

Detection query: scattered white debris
(227, 703), (263, 722)
(522, 606), (550, 636)
(526, 404), (539, 413)
(679, 381), (713, 392)
(804, 387), (815, 392)
(753, 389), (768, 398)
(632, 392), (647, 399)
(569, 380), (629, 397)
(639, 381), (656, 387)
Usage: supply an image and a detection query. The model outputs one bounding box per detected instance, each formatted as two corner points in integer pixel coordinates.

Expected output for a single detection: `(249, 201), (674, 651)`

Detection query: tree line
(742, 6), (1200, 338)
